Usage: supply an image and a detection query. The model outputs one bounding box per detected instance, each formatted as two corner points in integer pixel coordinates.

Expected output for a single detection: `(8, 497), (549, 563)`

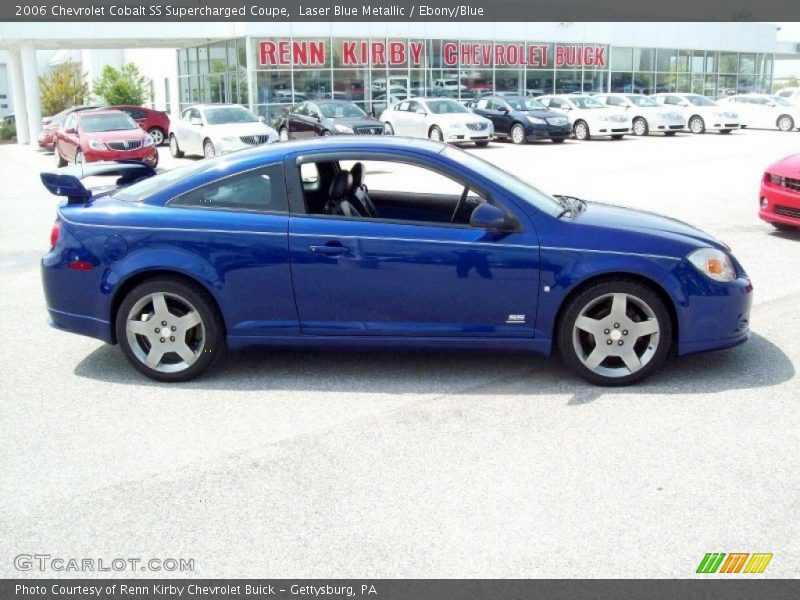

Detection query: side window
(777, 90), (790, 98)
(189, 108), (201, 121)
(665, 95), (681, 105)
(170, 165), (287, 213)
(407, 101), (421, 113)
(606, 97), (623, 106)
(180, 108), (192, 121)
(539, 98), (551, 107)
(476, 99), (490, 110)
(549, 98), (563, 108)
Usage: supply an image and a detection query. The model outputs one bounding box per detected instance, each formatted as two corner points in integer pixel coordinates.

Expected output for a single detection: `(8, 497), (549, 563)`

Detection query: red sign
(258, 40), (606, 68)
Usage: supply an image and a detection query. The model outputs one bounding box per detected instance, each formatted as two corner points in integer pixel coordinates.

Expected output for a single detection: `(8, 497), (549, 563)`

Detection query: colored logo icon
(696, 553), (773, 574)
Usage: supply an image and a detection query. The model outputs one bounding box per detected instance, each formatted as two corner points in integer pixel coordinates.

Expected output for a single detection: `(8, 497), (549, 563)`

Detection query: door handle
(308, 243), (350, 256)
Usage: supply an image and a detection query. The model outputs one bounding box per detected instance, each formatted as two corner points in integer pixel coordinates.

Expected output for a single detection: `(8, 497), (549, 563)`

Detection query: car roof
(78, 109), (126, 117)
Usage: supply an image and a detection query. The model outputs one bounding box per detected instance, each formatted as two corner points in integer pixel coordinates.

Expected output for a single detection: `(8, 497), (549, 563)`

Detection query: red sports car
(108, 105), (171, 146)
(760, 153), (800, 231)
(54, 109), (158, 168)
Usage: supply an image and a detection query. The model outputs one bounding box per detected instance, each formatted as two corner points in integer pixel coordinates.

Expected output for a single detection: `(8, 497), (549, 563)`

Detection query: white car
(775, 87), (800, 106)
(379, 97), (493, 146)
(433, 78), (468, 95)
(594, 93), (685, 136)
(169, 104), (278, 159)
(717, 94), (800, 132)
(650, 93), (740, 134)
(537, 94), (632, 140)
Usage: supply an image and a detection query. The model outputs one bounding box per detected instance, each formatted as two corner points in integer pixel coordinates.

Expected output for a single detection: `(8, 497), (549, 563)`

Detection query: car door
(285, 151), (541, 338)
(60, 113), (80, 161)
(491, 99), (515, 134)
(405, 100), (428, 137)
(186, 108), (205, 154)
(389, 101), (411, 135)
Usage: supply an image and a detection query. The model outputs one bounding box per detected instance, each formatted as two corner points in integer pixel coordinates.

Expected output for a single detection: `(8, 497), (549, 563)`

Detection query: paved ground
(0, 129), (798, 578)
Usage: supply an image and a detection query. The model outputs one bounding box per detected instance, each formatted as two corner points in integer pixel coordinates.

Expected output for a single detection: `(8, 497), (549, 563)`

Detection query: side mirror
(470, 203), (512, 231)
(501, 108), (510, 115)
(190, 117), (203, 126)
(416, 109), (427, 115)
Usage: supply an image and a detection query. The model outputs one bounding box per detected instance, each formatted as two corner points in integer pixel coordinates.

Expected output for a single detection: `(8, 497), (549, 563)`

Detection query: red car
(54, 109), (158, 168)
(38, 105), (98, 150)
(107, 105), (171, 146)
(760, 153), (800, 231)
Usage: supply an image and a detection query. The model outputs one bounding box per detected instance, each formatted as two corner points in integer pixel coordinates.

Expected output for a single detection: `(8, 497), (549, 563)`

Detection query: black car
(276, 100), (386, 140)
(468, 96), (571, 144)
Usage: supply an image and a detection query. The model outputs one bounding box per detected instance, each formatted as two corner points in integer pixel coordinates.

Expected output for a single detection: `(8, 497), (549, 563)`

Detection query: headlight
(657, 111), (671, 118)
(597, 115), (610, 122)
(526, 116), (546, 124)
(687, 248), (736, 282)
(334, 124), (354, 133)
(143, 135), (155, 147)
(221, 136), (237, 142)
(88, 139), (106, 151)
(768, 173), (785, 186)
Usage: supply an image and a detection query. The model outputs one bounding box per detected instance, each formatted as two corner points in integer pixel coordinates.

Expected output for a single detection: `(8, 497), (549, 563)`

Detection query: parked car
(537, 94), (632, 140)
(650, 93), (740, 134)
(774, 87), (800, 106)
(717, 94), (800, 132)
(433, 78), (468, 96)
(594, 93), (685, 136)
(40, 137), (751, 386)
(54, 109), (158, 167)
(169, 104), (278, 159)
(38, 105), (99, 150)
(759, 153), (800, 231)
(467, 96), (571, 144)
(108, 105), (171, 145)
(379, 98), (493, 146)
(276, 100), (386, 140)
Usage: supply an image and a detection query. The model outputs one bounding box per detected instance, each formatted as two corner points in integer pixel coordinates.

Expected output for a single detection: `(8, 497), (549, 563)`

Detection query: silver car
(595, 93), (685, 136)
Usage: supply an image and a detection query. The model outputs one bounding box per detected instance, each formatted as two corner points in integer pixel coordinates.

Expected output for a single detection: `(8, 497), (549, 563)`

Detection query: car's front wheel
(558, 280), (672, 386)
(148, 127), (165, 146)
(383, 122), (394, 135)
(169, 134), (184, 158)
(632, 117), (648, 136)
(203, 139), (216, 158)
(573, 120), (590, 141)
(116, 278), (225, 382)
(510, 123), (526, 144)
(429, 125), (444, 142)
(689, 116), (705, 134)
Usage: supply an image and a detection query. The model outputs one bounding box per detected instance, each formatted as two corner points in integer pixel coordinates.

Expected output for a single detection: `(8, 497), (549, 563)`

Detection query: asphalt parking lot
(1, 129), (798, 578)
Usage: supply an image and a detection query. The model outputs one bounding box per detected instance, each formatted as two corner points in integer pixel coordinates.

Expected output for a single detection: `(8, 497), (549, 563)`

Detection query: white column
(7, 48), (29, 144)
(20, 42), (42, 144)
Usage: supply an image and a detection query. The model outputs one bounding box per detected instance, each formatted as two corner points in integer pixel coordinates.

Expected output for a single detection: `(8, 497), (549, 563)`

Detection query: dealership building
(1, 21), (799, 143)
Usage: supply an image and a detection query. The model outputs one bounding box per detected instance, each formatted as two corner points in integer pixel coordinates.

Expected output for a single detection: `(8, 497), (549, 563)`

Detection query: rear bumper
(47, 308), (114, 344)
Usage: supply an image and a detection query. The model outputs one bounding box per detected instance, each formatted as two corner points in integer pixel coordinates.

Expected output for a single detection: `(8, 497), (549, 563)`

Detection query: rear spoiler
(40, 161), (157, 204)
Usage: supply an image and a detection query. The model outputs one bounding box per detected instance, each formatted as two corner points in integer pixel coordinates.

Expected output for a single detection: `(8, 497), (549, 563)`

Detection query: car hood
(574, 201), (726, 252)
(514, 109), (564, 119)
(575, 107), (626, 118)
(434, 113), (489, 123)
(766, 153), (800, 177)
(204, 122), (276, 135)
(87, 129), (145, 142)
(323, 116), (383, 128)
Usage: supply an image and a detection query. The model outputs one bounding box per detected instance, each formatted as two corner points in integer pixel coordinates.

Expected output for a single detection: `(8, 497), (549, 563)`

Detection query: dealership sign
(258, 40), (606, 68)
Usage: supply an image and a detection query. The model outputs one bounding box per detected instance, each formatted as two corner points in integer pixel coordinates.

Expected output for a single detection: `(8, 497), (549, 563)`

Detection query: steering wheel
(451, 186), (469, 224)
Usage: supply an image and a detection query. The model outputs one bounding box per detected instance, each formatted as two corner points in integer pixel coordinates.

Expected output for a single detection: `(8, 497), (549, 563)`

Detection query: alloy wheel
(689, 117), (705, 134)
(511, 124), (525, 144)
(574, 121), (589, 141)
(571, 292), (660, 378)
(633, 118), (648, 136)
(125, 291), (205, 374)
(203, 140), (215, 158)
(429, 126), (443, 142)
(149, 128), (164, 145)
(777, 116), (794, 132)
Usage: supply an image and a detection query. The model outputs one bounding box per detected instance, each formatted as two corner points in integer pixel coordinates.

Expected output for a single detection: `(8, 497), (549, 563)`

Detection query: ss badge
(506, 314), (526, 324)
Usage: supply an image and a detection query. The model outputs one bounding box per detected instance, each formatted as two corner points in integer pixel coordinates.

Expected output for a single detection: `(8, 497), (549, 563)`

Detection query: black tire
(573, 120), (590, 141)
(429, 125), (444, 142)
(611, 134), (625, 140)
(632, 117), (648, 136)
(383, 122), (394, 135)
(115, 278), (225, 382)
(169, 134), (184, 158)
(777, 115), (794, 132)
(475, 140), (490, 147)
(148, 127), (166, 146)
(689, 115), (705, 134)
(203, 139), (215, 158)
(551, 138), (566, 144)
(772, 222), (798, 232)
(510, 123), (527, 145)
(557, 279), (673, 386)
(55, 144), (67, 167)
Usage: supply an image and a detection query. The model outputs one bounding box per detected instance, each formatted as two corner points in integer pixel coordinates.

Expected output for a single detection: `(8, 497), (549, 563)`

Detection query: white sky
(773, 23), (800, 78)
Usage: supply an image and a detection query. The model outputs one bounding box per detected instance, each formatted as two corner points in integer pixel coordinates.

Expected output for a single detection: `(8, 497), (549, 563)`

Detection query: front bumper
(592, 123), (632, 136)
(707, 120), (740, 131)
(759, 181), (800, 227)
(648, 116), (686, 132)
(525, 123), (572, 140)
(84, 146), (158, 166)
(216, 137), (277, 154)
(445, 125), (494, 143)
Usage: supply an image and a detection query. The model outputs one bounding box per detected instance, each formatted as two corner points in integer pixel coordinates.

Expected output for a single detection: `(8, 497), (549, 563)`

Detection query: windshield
(442, 146), (562, 218)
(112, 159), (217, 202)
(205, 107), (258, 125)
(571, 96), (604, 109)
(82, 113), (138, 132)
(686, 95), (716, 106)
(319, 103), (366, 118)
(627, 95), (657, 107)
(506, 98), (547, 111)
(426, 99), (469, 114)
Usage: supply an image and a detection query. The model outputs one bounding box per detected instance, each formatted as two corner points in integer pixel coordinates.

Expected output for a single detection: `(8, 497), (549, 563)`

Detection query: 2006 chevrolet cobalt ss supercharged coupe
(40, 137), (752, 386)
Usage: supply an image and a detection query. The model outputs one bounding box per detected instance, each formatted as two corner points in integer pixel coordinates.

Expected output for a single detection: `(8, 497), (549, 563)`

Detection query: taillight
(50, 222), (61, 247)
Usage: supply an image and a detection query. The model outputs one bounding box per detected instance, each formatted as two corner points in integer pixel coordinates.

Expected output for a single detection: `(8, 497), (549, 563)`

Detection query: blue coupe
(41, 137), (752, 385)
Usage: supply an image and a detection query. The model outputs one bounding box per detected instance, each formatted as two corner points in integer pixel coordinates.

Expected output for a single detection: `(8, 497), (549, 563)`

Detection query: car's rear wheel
(203, 139), (215, 158)
(429, 125), (444, 142)
(55, 145), (67, 167)
(573, 120), (590, 141)
(777, 115), (795, 132)
(148, 127), (165, 146)
(116, 278), (225, 382)
(279, 128), (289, 141)
(510, 123), (526, 144)
(689, 115), (705, 134)
(632, 117), (648, 136)
(558, 280), (672, 386)
(169, 134), (184, 158)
